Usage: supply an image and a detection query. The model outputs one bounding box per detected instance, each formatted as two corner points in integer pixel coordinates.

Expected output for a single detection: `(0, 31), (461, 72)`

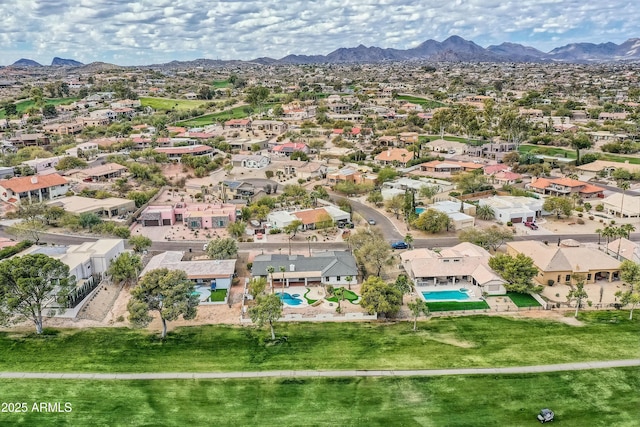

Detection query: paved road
(1, 359), (638, 380)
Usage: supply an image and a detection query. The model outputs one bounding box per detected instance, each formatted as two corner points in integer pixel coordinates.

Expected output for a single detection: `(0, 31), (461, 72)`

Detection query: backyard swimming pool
(421, 289), (471, 301)
(276, 292), (305, 306)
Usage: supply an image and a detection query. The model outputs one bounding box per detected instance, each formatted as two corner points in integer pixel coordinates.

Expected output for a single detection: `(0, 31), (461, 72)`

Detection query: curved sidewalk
(1, 359), (638, 380)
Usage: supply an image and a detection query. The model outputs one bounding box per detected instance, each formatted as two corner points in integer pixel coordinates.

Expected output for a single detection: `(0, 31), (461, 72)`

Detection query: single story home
(48, 196), (135, 219)
(251, 251), (358, 287)
(478, 195), (544, 223)
(141, 251), (236, 290)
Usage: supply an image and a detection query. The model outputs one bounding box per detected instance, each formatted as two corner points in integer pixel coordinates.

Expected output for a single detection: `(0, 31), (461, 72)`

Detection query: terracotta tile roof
(292, 208), (330, 225)
(484, 164), (509, 175)
(374, 148), (414, 163)
(0, 174), (68, 193)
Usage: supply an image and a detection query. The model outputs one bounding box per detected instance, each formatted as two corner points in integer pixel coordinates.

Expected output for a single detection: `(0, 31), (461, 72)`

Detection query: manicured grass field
(2, 368), (638, 426)
(519, 144), (640, 165)
(0, 313), (637, 373)
(139, 97), (207, 111)
(326, 288), (359, 303)
(176, 104), (278, 126)
(212, 80), (230, 88)
(505, 292), (542, 307)
(0, 97), (79, 118)
(395, 94), (445, 109)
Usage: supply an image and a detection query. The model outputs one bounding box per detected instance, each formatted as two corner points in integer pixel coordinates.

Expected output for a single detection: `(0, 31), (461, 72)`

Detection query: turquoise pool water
(416, 207), (426, 214)
(276, 292), (304, 306)
(421, 289), (470, 301)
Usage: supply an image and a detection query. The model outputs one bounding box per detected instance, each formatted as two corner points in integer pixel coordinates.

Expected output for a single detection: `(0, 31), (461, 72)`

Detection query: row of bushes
(0, 240), (33, 260)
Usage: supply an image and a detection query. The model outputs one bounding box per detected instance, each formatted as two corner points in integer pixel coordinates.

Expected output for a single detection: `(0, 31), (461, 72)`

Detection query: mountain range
(8, 36), (640, 68)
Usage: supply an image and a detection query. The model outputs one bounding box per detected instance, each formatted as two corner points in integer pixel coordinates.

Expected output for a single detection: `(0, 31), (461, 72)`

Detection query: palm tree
(266, 266), (275, 294)
(345, 275), (353, 291)
(616, 224), (636, 259)
(595, 228), (602, 245)
(618, 181), (630, 219)
(279, 266), (286, 292)
(404, 233), (414, 249)
(476, 204), (496, 221)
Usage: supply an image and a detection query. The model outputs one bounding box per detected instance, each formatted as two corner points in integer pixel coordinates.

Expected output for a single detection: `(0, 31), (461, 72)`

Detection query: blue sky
(2, 0), (638, 66)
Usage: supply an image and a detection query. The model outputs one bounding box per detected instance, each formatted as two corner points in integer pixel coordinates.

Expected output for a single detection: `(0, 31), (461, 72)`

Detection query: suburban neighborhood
(0, 36), (639, 426)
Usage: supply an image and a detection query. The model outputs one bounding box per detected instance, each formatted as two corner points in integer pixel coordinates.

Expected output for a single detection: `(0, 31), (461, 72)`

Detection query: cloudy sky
(2, 0), (638, 66)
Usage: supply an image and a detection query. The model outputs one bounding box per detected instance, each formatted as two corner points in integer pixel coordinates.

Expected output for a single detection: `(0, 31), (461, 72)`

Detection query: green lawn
(419, 134), (487, 145)
(326, 288), (359, 303)
(139, 97), (208, 111)
(0, 97), (79, 118)
(519, 144), (640, 165)
(2, 368), (638, 426)
(426, 301), (491, 311)
(212, 80), (230, 88)
(395, 95), (445, 109)
(1, 313), (637, 373)
(176, 104), (278, 126)
(209, 289), (227, 302)
(504, 292), (542, 308)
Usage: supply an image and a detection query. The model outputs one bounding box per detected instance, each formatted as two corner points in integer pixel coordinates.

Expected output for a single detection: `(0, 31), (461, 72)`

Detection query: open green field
(139, 97), (207, 111)
(0, 97), (79, 118)
(395, 95), (445, 109)
(519, 144), (640, 165)
(176, 104), (277, 126)
(2, 368), (638, 426)
(1, 312), (637, 373)
(212, 80), (230, 88)
(419, 135), (487, 145)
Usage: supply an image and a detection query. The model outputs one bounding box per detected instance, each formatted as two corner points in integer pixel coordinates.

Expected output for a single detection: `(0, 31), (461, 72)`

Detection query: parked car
(368, 219), (377, 225)
(537, 409), (554, 423)
(391, 241), (408, 249)
(337, 221), (354, 229)
(524, 221), (538, 230)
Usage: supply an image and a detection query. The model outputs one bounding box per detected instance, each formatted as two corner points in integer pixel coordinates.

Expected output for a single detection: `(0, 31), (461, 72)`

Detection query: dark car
(537, 409), (554, 423)
(524, 221), (538, 230)
(391, 241), (408, 249)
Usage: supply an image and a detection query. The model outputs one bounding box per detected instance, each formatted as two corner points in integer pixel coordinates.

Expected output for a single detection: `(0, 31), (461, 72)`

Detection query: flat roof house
(141, 251), (236, 290)
(48, 196), (136, 219)
(154, 145), (214, 162)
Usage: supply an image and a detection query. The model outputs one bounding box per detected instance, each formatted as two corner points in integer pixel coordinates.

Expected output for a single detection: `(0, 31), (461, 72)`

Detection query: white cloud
(1, 0), (638, 65)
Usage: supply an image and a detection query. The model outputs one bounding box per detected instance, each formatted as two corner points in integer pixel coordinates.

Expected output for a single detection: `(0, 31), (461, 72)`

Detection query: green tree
(128, 235), (152, 253)
(567, 274), (589, 318)
(384, 194), (405, 219)
(78, 212), (102, 229)
(407, 298), (430, 331)
(248, 277), (267, 299)
(418, 185), (439, 202)
(42, 104), (58, 118)
(334, 287), (345, 313)
(366, 190), (384, 207)
(345, 275), (354, 290)
(227, 221), (247, 239)
(615, 289), (640, 320)
(206, 238), (238, 260)
(283, 219), (304, 240)
(412, 209), (451, 233)
(404, 233), (414, 249)
(569, 132), (593, 164)
(359, 276), (402, 318)
(488, 253), (541, 293)
(107, 252), (142, 286)
(128, 268), (199, 339)
(6, 220), (46, 244)
(248, 293), (283, 340)
(458, 226), (513, 251)
(266, 266), (275, 294)
(393, 274), (413, 305)
(620, 260), (640, 291)
(376, 167), (398, 184)
(542, 196), (573, 218)
(55, 156), (88, 171)
(475, 204), (496, 221)
(349, 228), (392, 277)
(453, 172), (491, 194)
(0, 254), (74, 334)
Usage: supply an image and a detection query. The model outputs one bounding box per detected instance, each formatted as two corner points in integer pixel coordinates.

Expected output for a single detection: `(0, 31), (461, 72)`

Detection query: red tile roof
(0, 174), (68, 193)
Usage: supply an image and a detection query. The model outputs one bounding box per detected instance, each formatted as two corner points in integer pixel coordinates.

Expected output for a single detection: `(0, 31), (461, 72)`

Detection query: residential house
(43, 120), (85, 135)
(9, 133), (49, 147)
(217, 181), (256, 202)
(139, 202), (238, 228)
(251, 251), (358, 287)
(141, 251), (236, 293)
(48, 196), (135, 219)
(326, 167), (376, 186)
(374, 148), (414, 167)
(478, 196), (544, 223)
(19, 239), (125, 312)
(267, 206), (350, 230)
(154, 144), (214, 162)
(427, 200), (476, 230)
(21, 156), (65, 174)
(251, 120), (288, 134)
(231, 154), (271, 169)
(400, 242), (507, 295)
(599, 112), (628, 121)
(225, 119), (252, 130)
(600, 193), (640, 218)
(0, 173), (70, 204)
(607, 238), (640, 263)
(71, 163), (127, 182)
(506, 240), (621, 285)
(65, 142), (99, 159)
(416, 160), (484, 175)
(271, 142), (310, 157)
(526, 177), (604, 199)
(466, 142), (516, 160)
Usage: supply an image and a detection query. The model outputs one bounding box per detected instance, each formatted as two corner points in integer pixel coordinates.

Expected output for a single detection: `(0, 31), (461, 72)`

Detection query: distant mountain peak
(12, 58), (41, 67)
(51, 57), (84, 67)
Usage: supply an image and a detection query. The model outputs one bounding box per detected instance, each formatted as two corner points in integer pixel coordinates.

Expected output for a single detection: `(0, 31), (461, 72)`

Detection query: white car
(203, 243), (208, 251)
